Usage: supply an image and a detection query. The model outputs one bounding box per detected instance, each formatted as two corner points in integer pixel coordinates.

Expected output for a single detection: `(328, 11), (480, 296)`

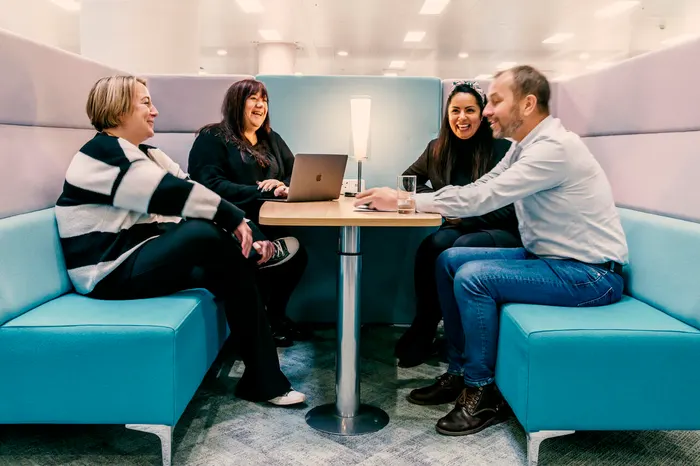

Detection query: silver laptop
(267, 153), (348, 202)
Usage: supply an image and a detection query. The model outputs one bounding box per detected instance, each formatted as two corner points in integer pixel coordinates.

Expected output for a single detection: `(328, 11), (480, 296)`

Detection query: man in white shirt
(356, 65), (628, 436)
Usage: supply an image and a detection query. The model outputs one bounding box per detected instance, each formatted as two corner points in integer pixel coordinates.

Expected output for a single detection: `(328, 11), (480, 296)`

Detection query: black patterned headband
(452, 80), (487, 107)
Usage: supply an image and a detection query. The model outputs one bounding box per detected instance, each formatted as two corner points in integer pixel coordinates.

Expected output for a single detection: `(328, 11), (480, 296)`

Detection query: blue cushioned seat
(496, 296), (700, 432)
(0, 289), (227, 425)
(0, 208), (229, 465)
(494, 207), (700, 464)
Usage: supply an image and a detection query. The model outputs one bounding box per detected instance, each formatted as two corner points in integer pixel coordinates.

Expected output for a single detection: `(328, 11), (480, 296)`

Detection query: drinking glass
(397, 175), (416, 214)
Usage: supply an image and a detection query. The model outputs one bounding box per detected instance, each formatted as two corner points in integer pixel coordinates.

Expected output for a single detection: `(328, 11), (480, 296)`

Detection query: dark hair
(198, 79), (271, 167)
(433, 84), (495, 183)
(495, 65), (551, 114)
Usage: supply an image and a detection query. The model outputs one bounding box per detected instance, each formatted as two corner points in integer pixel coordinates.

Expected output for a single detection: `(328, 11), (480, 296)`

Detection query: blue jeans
(435, 247), (624, 387)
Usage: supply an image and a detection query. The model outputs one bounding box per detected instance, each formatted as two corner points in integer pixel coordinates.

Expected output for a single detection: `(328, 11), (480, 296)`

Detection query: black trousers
(256, 225), (307, 324)
(412, 225), (522, 333)
(90, 219), (291, 401)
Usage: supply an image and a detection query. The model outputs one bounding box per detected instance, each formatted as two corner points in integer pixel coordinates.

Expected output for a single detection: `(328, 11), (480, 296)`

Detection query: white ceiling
(2, 0), (699, 79)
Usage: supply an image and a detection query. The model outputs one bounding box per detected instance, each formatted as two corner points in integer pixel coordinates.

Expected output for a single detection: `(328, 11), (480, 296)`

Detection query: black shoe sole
(435, 414), (508, 436)
(406, 393), (458, 406)
(274, 339), (294, 348)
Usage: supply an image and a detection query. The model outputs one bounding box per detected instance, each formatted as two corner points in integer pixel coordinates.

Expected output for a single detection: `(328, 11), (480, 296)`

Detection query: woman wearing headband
(395, 81), (521, 369)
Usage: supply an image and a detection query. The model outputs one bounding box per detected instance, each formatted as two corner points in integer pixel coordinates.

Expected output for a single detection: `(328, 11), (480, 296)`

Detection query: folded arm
(63, 138), (247, 233)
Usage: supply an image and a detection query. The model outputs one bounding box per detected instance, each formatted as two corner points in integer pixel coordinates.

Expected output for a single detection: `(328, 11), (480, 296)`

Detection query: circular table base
(306, 404), (389, 435)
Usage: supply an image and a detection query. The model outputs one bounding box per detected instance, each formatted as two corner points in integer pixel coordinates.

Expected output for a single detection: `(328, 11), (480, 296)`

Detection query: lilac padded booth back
(0, 28), (124, 220)
(144, 74), (254, 169)
(555, 37), (700, 222)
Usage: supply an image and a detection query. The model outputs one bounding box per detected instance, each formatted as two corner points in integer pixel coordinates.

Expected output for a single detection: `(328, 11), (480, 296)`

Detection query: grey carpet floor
(1, 325), (700, 466)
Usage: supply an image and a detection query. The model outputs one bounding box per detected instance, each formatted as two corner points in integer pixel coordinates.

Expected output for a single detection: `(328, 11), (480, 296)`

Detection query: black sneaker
(259, 237), (299, 269)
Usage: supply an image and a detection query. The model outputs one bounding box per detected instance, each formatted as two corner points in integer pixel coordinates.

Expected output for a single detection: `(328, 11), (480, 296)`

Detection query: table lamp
(348, 96), (371, 196)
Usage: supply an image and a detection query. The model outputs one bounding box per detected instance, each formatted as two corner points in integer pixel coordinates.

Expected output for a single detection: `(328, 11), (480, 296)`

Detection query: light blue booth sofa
(0, 208), (228, 466)
(3, 25), (700, 466)
(496, 208), (700, 464)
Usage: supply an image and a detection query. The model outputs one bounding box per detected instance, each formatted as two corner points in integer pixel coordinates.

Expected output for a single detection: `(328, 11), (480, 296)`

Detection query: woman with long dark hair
(395, 81), (521, 368)
(55, 75), (305, 406)
(188, 79), (311, 347)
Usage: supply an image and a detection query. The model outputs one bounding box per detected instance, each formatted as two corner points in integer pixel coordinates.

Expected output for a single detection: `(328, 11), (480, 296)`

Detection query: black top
(188, 129), (295, 222)
(403, 138), (519, 234)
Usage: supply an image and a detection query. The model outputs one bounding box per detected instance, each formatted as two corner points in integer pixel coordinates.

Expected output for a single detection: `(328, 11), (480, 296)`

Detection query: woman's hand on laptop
(274, 185), (289, 198)
(258, 179), (284, 192)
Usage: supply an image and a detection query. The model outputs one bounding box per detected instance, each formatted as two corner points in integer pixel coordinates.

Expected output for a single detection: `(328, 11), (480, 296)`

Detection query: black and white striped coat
(56, 132), (248, 294)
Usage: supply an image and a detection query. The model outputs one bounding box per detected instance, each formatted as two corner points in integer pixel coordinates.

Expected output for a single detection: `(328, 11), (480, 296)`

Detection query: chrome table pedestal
(306, 226), (390, 435)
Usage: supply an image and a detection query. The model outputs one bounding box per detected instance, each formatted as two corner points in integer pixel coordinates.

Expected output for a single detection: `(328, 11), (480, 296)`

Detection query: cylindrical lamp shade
(350, 96), (371, 161)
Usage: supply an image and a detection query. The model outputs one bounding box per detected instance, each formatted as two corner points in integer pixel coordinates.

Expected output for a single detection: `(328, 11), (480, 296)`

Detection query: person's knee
(435, 248), (467, 280)
(179, 219), (229, 246)
(452, 232), (494, 248)
(453, 260), (497, 295)
(417, 231), (451, 265)
(179, 219), (248, 265)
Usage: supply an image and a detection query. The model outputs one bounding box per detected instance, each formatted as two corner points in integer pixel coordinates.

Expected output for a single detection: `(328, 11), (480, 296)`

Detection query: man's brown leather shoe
(435, 383), (510, 436)
(407, 372), (465, 405)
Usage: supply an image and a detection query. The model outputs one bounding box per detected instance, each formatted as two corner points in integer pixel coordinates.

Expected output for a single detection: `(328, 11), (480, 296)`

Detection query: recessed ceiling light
(594, 1), (640, 18)
(419, 0), (450, 15)
(50, 0), (80, 11)
(236, 0), (264, 13)
(542, 33), (574, 44)
(495, 61), (517, 70)
(474, 74), (493, 80)
(259, 29), (282, 41)
(384, 72), (398, 77)
(216, 49), (228, 56)
(579, 52), (591, 60)
(337, 50), (349, 57)
(458, 52), (469, 58)
(404, 31), (426, 42)
(389, 60), (406, 69)
(661, 33), (699, 47)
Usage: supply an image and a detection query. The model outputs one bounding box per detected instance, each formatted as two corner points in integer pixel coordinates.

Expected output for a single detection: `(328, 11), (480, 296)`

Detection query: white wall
(0, 0), (79, 53)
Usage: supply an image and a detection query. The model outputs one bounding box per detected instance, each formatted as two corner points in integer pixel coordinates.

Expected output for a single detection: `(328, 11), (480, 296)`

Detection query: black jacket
(188, 129), (294, 223)
(403, 138), (519, 234)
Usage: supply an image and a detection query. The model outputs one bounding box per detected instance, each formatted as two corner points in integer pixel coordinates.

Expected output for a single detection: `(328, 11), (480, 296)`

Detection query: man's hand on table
(354, 187), (399, 211)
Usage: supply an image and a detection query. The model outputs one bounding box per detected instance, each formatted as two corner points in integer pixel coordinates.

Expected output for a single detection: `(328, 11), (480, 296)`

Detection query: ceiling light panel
(419, 0), (450, 15)
(404, 31), (426, 42)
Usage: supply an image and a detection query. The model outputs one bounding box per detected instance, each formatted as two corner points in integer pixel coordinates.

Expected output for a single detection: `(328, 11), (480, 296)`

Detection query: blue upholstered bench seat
(496, 296), (700, 433)
(0, 289), (227, 425)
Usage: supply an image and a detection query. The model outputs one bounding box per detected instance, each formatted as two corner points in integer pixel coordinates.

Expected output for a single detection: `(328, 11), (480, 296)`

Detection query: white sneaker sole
(268, 391), (306, 406)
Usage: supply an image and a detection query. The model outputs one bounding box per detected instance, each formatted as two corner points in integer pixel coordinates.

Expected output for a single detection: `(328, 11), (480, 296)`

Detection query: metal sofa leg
(126, 424), (173, 466)
(526, 430), (574, 466)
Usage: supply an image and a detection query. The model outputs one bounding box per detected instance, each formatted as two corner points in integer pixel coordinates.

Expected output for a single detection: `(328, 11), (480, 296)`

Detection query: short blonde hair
(86, 75), (147, 131)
